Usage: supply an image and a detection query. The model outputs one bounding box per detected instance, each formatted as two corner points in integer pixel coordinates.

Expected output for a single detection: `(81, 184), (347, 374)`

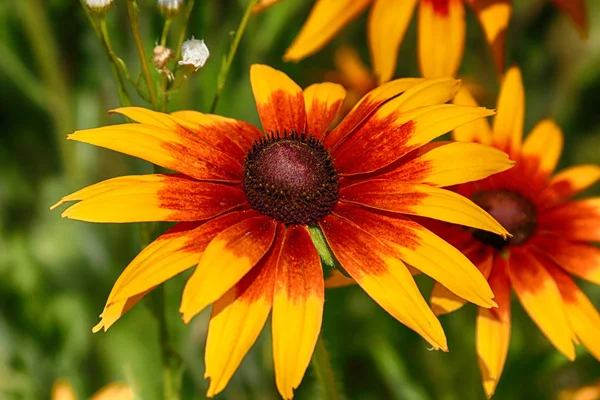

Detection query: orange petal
(250, 64), (306, 134)
(303, 82), (346, 139)
(283, 0), (371, 62)
(340, 180), (509, 237)
(334, 203), (496, 308)
(52, 174), (247, 223)
(476, 255), (512, 398)
(324, 77), (427, 149)
(320, 214), (447, 350)
(368, 0), (418, 84)
(334, 101), (494, 175)
(521, 120), (564, 177)
(467, 0), (511, 74)
(550, 264), (600, 361)
(252, 0), (283, 13)
(418, 0), (466, 77)
(492, 66), (525, 153)
(92, 292), (147, 333)
(68, 118), (242, 182)
(204, 224), (283, 397)
(90, 383), (134, 400)
(431, 247), (494, 315)
(508, 249), (576, 360)
(539, 198), (600, 242)
(451, 87), (493, 145)
(379, 141), (513, 187)
(531, 236), (600, 286)
(180, 216), (277, 323)
(169, 111), (261, 161)
(542, 165), (600, 205)
(551, 0), (588, 38)
(272, 225), (324, 399)
(324, 269), (357, 288)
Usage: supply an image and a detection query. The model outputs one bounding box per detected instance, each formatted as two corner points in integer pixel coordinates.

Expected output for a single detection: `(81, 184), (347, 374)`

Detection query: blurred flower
(324, 46), (376, 118)
(253, 0), (284, 13)
(178, 37), (209, 71)
(429, 66), (600, 398)
(284, 0), (511, 82)
(51, 379), (133, 400)
(158, 0), (184, 17)
(53, 65), (512, 399)
(84, 0), (114, 14)
(559, 380), (600, 400)
(550, 0), (588, 38)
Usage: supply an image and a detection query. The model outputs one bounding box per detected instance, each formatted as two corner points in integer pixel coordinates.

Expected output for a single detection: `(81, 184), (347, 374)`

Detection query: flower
(84, 0), (114, 14)
(428, 66), (600, 398)
(550, 0), (588, 38)
(558, 380), (600, 400)
(52, 65), (512, 398)
(51, 379), (133, 400)
(158, 0), (184, 17)
(284, 0), (512, 82)
(178, 37), (209, 70)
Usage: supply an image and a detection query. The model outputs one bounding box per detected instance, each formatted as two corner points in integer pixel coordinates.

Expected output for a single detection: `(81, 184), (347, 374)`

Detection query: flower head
(52, 65), (513, 399)
(428, 66), (600, 398)
(158, 0), (184, 17)
(178, 37), (209, 70)
(84, 0), (114, 14)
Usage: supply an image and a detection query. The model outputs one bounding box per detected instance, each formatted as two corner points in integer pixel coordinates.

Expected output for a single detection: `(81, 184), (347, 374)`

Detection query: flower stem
(160, 18), (173, 47)
(209, 0), (259, 113)
(311, 335), (341, 400)
(97, 16), (132, 106)
(174, 0), (196, 62)
(126, 0), (158, 109)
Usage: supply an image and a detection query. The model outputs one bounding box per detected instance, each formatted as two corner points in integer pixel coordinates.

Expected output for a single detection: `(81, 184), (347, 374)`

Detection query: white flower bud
(85, 0), (114, 14)
(158, 0), (184, 17)
(178, 37), (209, 71)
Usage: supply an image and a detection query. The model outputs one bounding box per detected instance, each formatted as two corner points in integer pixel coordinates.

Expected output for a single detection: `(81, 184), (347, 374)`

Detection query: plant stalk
(311, 334), (341, 400)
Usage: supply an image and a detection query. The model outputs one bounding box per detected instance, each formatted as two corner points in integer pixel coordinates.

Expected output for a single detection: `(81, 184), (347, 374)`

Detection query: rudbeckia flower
(52, 65), (512, 398)
(549, 0), (588, 38)
(429, 66), (600, 398)
(284, 0), (512, 82)
(52, 379), (133, 400)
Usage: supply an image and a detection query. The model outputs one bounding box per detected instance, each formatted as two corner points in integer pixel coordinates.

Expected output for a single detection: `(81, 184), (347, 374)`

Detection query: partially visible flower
(51, 379), (133, 400)
(324, 46), (376, 118)
(53, 64), (513, 399)
(158, 0), (184, 17)
(549, 0), (588, 38)
(253, 0), (284, 13)
(284, 0), (512, 82)
(84, 0), (114, 14)
(429, 66), (600, 398)
(558, 380), (600, 400)
(178, 37), (209, 71)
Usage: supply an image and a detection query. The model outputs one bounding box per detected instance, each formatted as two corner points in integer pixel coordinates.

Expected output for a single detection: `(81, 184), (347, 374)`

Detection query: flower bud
(84, 0), (114, 14)
(178, 37), (209, 71)
(158, 0), (184, 17)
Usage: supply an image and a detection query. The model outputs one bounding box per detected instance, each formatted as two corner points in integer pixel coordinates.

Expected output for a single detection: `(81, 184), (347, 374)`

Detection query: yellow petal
(303, 82), (346, 139)
(324, 269), (357, 288)
(493, 66), (525, 153)
(51, 380), (77, 400)
(418, 0), (466, 77)
(320, 215), (447, 350)
(272, 226), (324, 399)
(508, 249), (576, 360)
(284, 0), (371, 62)
(90, 383), (134, 400)
(368, 0), (418, 83)
(451, 87), (493, 145)
(543, 164), (600, 205)
(205, 225), (282, 397)
(522, 120), (564, 176)
(467, 0), (511, 74)
(180, 216), (277, 323)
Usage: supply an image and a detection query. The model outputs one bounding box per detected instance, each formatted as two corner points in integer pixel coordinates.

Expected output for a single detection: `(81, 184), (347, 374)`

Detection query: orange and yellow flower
(429, 66), (600, 398)
(53, 64), (513, 398)
(284, 0), (512, 82)
(52, 379), (133, 400)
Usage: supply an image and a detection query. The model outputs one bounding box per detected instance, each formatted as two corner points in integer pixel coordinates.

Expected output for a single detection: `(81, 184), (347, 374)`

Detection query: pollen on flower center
(243, 131), (339, 225)
(470, 189), (537, 250)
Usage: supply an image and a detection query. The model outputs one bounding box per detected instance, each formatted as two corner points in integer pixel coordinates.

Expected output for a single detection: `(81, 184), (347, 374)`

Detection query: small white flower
(84, 0), (114, 14)
(178, 37), (210, 71)
(158, 0), (184, 17)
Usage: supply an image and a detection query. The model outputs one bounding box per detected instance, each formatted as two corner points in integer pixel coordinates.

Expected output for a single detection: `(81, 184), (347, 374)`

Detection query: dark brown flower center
(471, 190), (537, 250)
(243, 130), (339, 225)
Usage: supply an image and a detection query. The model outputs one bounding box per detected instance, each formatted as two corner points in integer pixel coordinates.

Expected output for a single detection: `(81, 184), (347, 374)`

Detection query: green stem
(160, 18), (173, 47)
(209, 0), (259, 113)
(126, 0), (158, 109)
(311, 335), (341, 400)
(98, 16), (132, 106)
(174, 0), (196, 62)
(154, 286), (183, 400)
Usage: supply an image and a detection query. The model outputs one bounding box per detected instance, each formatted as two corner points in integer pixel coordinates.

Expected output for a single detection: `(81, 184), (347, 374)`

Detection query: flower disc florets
(471, 189), (537, 250)
(243, 130), (339, 225)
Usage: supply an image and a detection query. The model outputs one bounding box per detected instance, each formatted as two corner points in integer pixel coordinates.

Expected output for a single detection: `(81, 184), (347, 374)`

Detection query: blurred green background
(1, 0), (600, 399)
